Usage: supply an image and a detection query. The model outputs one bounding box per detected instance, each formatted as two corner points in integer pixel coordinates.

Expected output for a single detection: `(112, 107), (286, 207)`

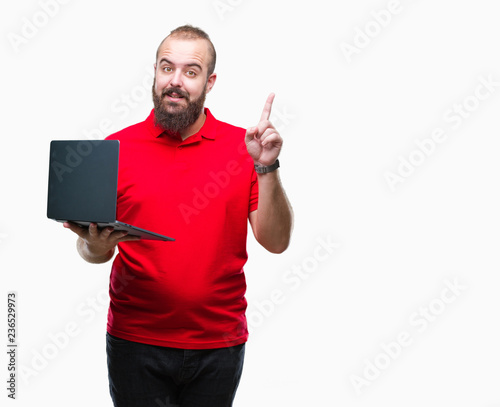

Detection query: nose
(169, 70), (183, 88)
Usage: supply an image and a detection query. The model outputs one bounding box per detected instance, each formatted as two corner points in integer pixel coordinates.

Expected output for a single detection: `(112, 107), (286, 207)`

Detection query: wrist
(78, 238), (114, 264)
(254, 159), (280, 174)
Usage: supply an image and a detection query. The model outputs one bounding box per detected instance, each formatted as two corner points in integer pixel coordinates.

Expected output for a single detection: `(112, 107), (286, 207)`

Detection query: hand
(63, 222), (140, 259)
(245, 93), (283, 167)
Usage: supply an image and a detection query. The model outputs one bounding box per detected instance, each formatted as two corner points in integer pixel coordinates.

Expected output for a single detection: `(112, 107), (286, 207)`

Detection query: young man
(64, 25), (293, 406)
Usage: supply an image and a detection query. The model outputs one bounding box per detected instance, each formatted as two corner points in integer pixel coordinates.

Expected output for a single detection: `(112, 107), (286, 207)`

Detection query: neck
(177, 109), (206, 140)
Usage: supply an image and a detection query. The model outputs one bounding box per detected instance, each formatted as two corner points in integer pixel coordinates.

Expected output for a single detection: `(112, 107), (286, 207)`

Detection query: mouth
(163, 88), (188, 103)
(166, 95), (184, 103)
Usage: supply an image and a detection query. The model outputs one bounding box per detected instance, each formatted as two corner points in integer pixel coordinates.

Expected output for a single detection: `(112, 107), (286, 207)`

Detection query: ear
(206, 73), (217, 94)
(152, 64), (157, 87)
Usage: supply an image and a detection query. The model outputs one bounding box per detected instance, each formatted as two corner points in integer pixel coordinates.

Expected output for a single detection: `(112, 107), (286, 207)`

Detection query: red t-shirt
(105, 108), (258, 349)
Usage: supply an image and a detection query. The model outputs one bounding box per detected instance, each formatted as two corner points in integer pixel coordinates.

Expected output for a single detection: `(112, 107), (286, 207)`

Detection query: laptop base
(57, 220), (174, 241)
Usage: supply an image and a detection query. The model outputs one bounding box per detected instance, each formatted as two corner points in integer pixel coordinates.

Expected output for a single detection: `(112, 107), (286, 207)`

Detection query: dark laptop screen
(47, 140), (119, 223)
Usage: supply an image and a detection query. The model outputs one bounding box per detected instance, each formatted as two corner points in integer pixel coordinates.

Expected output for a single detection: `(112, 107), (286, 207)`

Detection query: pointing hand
(245, 93), (283, 167)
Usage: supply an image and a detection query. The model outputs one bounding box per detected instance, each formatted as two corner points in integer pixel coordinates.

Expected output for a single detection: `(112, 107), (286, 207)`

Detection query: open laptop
(47, 140), (174, 241)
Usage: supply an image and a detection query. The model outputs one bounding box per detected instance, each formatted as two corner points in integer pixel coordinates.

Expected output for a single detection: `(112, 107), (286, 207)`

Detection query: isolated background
(2, 0), (500, 405)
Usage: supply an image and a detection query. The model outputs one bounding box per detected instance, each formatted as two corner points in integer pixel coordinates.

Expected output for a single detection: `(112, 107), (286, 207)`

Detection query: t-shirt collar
(145, 107), (216, 141)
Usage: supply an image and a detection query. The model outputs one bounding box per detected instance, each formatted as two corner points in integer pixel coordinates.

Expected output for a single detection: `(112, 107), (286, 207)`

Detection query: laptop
(47, 140), (174, 241)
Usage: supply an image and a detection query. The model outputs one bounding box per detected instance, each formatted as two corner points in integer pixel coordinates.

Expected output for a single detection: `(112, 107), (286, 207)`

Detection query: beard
(152, 80), (207, 136)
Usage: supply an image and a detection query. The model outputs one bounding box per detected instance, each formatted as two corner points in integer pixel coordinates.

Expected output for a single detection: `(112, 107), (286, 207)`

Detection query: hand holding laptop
(63, 222), (141, 263)
(47, 140), (174, 242)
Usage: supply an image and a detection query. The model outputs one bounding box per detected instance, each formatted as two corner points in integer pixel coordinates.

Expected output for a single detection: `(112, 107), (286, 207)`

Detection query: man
(64, 25), (293, 406)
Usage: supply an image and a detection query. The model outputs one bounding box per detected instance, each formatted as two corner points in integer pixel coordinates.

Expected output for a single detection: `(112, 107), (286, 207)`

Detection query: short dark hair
(156, 25), (216, 77)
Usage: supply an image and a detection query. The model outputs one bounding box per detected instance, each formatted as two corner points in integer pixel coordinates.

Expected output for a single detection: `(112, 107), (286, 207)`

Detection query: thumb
(63, 222), (86, 238)
(245, 126), (258, 142)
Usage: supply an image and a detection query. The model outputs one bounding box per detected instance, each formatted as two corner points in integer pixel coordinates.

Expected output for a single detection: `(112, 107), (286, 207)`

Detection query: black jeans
(106, 333), (245, 407)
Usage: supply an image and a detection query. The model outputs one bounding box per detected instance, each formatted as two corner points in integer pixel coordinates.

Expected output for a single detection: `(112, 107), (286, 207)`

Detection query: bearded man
(64, 25), (293, 407)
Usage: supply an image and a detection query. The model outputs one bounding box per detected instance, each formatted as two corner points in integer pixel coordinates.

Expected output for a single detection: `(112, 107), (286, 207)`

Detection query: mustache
(162, 87), (190, 100)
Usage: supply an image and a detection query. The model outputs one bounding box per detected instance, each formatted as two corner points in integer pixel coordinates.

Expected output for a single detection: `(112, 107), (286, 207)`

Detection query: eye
(186, 70), (196, 77)
(163, 66), (173, 72)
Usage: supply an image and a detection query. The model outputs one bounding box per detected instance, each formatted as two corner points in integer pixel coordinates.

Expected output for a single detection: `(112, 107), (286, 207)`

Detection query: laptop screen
(47, 140), (119, 223)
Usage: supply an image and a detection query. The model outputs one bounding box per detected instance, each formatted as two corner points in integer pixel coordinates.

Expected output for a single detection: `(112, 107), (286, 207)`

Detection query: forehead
(156, 37), (210, 70)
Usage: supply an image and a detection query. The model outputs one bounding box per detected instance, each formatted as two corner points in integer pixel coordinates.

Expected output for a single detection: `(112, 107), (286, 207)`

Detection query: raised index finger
(260, 93), (275, 122)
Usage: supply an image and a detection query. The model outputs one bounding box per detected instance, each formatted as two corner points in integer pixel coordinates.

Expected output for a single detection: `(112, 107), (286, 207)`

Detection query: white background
(2, 0), (500, 405)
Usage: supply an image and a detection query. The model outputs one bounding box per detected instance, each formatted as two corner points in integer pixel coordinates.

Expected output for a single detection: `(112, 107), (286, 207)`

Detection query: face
(152, 37), (216, 134)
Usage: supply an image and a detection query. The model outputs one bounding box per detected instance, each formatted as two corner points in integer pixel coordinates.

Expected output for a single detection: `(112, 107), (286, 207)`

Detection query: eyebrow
(158, 58), (203, 71)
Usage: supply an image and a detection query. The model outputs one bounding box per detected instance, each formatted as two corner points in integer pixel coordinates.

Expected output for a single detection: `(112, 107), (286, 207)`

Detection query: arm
(249, 170), (293, 253)
(246, 93), (294, 253)
(63, 222), (140, 264)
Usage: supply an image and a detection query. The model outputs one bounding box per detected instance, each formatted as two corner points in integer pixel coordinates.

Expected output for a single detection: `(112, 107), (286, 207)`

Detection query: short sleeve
(248, 168), (259, 213)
